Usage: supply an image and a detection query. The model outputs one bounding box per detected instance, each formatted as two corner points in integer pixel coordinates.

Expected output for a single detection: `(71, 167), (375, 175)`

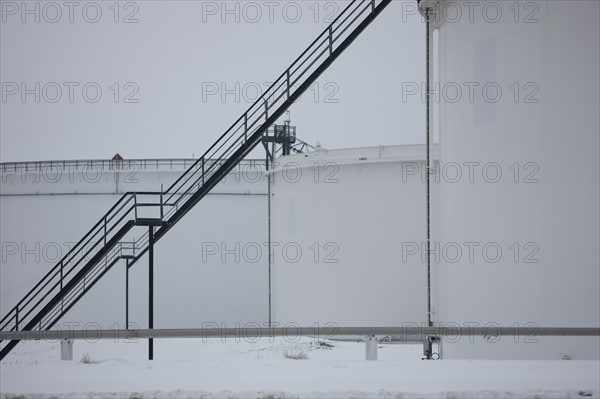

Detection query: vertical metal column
(267, 156), (272, 327)
(148, 226), (154, 360)
(125, 259), (129, 330)
(425, 7), (434, 328)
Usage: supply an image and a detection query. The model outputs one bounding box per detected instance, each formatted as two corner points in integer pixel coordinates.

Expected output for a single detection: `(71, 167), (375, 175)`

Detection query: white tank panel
(271, 145), (430, 328)
(431, 0), (600, 359)
(0, 160), (269, 329)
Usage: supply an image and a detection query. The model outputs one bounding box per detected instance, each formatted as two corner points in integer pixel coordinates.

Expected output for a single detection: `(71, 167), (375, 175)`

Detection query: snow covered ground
(1, 337), (599, 398)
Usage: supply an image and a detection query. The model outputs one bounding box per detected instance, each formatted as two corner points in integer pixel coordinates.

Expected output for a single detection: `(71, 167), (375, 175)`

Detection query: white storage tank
(423, 0), (600, 359)
(270, 145), (432, 328)
(0, 159), (269, 330)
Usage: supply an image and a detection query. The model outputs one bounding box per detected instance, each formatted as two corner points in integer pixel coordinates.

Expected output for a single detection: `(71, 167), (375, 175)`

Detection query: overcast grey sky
(0, 0), (426, 162)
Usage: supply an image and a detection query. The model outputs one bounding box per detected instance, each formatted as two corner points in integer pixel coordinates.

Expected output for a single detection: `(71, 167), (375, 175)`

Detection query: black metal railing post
(160, 185), (164, 220)
(329, 25), (333, 55)
(264, 99), (269, 120)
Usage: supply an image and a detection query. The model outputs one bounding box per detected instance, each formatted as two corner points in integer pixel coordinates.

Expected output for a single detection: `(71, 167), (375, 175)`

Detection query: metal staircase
(0, 0), (392, 360)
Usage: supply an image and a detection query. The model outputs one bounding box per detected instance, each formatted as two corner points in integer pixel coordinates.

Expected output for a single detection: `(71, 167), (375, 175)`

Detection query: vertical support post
(61, 339), (73, 361)
(148, 226), (154, 360)
(15, 307), (19, 331)
(267, 155), (272, 327)
(125, 259), (129, 330)
(365, 335), (377, 361)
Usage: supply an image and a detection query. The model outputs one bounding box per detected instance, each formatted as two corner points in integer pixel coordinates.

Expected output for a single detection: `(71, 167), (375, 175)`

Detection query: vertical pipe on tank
(425, 6), (434, 328)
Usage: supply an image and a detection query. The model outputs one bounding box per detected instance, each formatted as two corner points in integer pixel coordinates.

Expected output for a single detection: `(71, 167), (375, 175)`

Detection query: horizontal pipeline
(1, 327), (599, 342)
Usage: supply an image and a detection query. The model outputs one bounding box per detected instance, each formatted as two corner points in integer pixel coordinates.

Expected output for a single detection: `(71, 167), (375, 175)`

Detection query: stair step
(136, 218), (164, 227)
